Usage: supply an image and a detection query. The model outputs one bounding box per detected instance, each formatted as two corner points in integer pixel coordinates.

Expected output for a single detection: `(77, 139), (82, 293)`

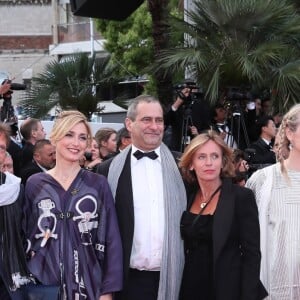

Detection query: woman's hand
(99, 294), (112, 300)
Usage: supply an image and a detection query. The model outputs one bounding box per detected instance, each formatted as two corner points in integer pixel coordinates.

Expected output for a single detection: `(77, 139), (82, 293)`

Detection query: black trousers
(124, 268), (160, 300)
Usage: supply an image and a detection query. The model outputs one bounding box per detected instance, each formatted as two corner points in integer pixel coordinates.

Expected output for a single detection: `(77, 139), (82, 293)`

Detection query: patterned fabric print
(23, 169), (122, 299)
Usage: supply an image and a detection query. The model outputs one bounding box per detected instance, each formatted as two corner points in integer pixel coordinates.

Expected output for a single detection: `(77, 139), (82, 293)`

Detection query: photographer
(164, 80), (211, 152)
(82, 137), (102, 172)
(0, 77), (26, 123)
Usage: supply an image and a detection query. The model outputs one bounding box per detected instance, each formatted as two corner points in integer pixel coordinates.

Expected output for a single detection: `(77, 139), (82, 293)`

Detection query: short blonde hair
(50, 110), (92, 146)
(179, 129), (235, 183)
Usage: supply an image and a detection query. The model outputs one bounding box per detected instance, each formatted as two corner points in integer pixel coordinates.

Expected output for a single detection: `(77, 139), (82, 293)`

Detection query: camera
(226, 86), (251, 101)
(244, 148), (256, 163)
(2, 79), (26, 91)
(84, 151), (93, 161)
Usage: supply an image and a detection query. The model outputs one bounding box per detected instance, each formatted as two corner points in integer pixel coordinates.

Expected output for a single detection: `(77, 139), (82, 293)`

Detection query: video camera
(226, 86), (251, 102)
(174, 81), (203, 103)
(243, 148), (272, 175)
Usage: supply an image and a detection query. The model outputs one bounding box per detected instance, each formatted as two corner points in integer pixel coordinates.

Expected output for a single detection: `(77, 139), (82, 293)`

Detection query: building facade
(0, 0), (105, 104)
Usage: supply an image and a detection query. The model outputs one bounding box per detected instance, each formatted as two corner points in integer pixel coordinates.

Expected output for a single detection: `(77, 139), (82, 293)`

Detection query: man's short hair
(33, 139), (52, 155)
(20, 118), (40, 141)
(116, 127), (130, 149)
(255, 115), (274, 135)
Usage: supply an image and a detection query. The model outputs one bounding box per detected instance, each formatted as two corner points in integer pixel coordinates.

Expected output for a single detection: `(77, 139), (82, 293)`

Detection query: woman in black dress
(179, 130), (267, 300)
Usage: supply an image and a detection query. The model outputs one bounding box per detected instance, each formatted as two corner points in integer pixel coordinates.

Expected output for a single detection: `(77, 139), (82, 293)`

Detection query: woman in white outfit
(246, 103), (300, 299)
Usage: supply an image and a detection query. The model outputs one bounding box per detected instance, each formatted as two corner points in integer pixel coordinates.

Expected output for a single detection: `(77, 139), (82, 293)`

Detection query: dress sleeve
(100, 178), (123, 295)
(236, 187), (267, 299)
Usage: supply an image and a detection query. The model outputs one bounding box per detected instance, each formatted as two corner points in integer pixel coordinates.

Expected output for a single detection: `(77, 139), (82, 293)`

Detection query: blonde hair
(50, 110), (92, 146)
(277, 104), (300, 179)
(179, 129), (235, 183)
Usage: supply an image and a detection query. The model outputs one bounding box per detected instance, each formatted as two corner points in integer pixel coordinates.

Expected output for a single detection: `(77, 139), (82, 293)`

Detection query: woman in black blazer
(178, 129), (267, 300)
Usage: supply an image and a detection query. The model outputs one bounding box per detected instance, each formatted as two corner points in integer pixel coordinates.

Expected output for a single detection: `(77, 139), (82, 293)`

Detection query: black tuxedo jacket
(97, 148), (181, 298)
(249, 138), (276, 164)
(184, 178), (267, 300)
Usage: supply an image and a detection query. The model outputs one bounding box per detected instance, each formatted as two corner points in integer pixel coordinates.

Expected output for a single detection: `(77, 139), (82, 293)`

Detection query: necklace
(199, 185), (222, 210)
(200, 202), (207, 209)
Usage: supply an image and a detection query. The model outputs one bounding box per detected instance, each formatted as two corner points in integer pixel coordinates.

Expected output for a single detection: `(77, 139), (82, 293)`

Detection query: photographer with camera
(0, 77), (26, 139)
(211, 102), (239, 149)
(164, 80), (211, 152)
(212, 87), (259, 151)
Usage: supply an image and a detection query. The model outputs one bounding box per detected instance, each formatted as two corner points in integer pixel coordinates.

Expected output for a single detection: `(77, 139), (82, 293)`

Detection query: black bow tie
(133, 150), (158, 160)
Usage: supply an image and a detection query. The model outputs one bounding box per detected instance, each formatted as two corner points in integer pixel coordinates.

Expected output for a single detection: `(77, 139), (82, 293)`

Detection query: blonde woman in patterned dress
(246, 103), (300, 299)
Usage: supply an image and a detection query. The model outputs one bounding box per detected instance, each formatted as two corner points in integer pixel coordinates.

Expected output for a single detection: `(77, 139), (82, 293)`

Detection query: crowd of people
(0, 78), (298, 300)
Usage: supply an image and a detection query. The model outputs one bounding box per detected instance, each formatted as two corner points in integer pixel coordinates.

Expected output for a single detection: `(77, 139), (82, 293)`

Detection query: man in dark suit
(7, 123), (22, 177)
(249, 115), (276, 165)
(20, 118), (46, 168)
(20, 139), (56, 185)
(97, 95), (186, 300)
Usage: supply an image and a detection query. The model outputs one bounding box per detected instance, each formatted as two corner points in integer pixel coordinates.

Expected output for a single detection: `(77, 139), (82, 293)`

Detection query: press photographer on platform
(0, 79), (26, 123)
(164, 80), (211, 152)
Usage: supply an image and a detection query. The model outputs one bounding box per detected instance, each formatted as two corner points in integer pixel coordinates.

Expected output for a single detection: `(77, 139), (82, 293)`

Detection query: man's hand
(190, 125), (199, 136)
(0, 80), (11, 96)
(178, 87), (191, 101)
(172, 87), (191, 111)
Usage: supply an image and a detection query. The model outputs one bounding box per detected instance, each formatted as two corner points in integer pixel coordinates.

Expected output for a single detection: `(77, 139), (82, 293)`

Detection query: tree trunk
(147, 0), (173, 109)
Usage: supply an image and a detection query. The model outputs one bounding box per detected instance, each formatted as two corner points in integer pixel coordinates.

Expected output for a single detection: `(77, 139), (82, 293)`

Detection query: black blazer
(184, 178), (267, 300)
(97, 149), (182, 298)
(20, 160), (43, 185)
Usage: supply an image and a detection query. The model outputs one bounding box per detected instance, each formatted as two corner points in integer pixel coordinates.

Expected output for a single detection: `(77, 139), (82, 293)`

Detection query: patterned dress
(23, 169), (123, 299)
(246, 163), (300, 300)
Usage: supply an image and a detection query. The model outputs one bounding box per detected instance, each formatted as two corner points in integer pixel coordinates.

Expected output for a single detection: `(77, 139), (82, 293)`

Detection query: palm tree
(147, 0), (174, 107)
(156, 0), (300, 111)
(19, 53), (115, 120)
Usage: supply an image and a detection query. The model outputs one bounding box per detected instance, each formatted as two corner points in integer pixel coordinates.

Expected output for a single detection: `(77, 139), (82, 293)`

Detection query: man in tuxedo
(97, 95), (186, 300)
(20, 139), (56, 185)
(249, 115), (276, 165)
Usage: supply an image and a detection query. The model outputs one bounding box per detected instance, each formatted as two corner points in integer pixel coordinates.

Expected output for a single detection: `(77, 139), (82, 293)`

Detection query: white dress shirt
(129, 145), (165, 271)
(216, 122), (237, 149)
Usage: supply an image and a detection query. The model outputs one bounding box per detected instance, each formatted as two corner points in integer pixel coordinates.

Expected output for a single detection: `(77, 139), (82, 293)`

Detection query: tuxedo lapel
(115, 151), (135, 280)
(257, 138), (270, 150)
(213, 179), (234, 266)
(116, 151), (134, 223)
